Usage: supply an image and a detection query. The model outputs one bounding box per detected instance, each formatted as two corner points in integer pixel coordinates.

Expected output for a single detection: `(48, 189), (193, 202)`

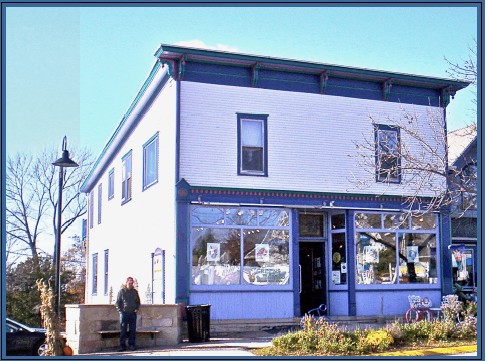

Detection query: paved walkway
(85, 333), (477, 357)
(87, 333), (273, 357)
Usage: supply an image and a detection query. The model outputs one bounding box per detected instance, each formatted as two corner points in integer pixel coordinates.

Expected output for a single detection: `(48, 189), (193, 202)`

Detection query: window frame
(121, 151), (133, 205)
(104, 249), (109, 296)
(108, 169), (114, 200)
(89, 191), (94, 229)
(237, 113), (268, 177)
(190, 206), (292, 291)
(143, 133), (159, 191)
(354, 211), (439, 287)
(92, 253), (98, 296)
(375, 124), (401, 183)
(97, 183), (102, 224)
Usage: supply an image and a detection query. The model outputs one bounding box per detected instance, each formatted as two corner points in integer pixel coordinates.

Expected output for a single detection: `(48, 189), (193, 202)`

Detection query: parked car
(6, 318), (47, 356)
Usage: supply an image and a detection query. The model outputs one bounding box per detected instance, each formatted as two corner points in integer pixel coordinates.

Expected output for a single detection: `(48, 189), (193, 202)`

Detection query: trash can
(186, 304), (211, 342)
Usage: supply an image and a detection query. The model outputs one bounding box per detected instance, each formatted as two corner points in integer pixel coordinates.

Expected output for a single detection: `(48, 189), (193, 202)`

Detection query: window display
(355, 212), (438, 285)
(191, 206), (290, 287)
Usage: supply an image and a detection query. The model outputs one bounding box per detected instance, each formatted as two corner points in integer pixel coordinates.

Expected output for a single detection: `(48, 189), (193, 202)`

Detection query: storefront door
(299, 242), (326, 315)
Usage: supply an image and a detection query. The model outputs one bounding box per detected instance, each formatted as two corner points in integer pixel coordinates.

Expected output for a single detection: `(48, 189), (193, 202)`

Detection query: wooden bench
(97, 329), (160, 340)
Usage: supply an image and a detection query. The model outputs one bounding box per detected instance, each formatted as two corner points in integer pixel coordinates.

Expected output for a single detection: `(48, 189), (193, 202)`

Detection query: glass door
(299, 242), (326, 315)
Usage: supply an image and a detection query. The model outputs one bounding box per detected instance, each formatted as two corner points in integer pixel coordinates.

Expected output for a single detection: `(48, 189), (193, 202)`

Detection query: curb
(374, 345), (477, 356)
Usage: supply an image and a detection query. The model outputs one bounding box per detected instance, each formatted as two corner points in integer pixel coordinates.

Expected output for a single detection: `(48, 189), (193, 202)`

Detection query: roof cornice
(154, 44), (470, 92)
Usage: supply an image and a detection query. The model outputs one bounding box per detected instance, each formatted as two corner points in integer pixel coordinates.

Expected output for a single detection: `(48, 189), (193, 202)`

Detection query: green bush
(427, 320), (455, 341)
(453, 316), (477, 339)
(365, 329), (394, 351)
(272, 331), (307, 352)
(269, 312), (476, 356)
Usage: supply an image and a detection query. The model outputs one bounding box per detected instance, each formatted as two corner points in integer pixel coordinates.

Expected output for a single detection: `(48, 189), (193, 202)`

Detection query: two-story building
(80, 44), (469, 320)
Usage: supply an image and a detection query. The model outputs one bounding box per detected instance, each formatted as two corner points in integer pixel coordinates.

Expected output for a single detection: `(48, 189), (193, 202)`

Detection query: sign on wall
(152, 248), (165, 304)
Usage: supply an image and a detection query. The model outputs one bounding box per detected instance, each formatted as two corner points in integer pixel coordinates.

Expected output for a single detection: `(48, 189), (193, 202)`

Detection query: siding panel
(179, 81), (445, 197)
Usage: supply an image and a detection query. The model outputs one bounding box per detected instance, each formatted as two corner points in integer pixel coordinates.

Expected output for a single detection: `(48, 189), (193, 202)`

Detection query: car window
(6, 324), (18, 333)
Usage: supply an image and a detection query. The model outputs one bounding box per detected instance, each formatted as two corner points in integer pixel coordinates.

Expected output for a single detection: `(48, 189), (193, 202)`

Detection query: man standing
(115, 277), (141, 351)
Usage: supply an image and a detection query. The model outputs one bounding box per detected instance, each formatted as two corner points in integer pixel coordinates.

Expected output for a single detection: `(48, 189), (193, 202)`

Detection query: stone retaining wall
(65, 304), (182, 354)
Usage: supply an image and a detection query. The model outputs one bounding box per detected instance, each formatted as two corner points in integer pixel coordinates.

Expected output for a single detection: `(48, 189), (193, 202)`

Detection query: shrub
(463, 301), (477, 318)
(385, 320), (406, 343)
(272, 331), (306, 352)
(441, 295), (463, 322)
(269, 312), (477, 356)
(427, 319), (455, 341)
(365, 329), (394, 351)
(453, 316), (477, 339)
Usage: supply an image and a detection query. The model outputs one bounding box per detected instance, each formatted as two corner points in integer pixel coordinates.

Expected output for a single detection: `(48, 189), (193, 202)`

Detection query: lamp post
(52, 136), (78, 317)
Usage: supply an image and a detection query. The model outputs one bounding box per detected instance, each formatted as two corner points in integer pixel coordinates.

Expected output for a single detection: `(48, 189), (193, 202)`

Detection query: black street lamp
(52, 136), (78, 317)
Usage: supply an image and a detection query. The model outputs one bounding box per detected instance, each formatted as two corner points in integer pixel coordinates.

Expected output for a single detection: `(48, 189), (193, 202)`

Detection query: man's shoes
(118, 347), (126, 352)
(129, 346), (136, 351)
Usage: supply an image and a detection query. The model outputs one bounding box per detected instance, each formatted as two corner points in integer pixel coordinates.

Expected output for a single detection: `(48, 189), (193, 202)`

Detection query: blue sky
(5, 4), (479, 157)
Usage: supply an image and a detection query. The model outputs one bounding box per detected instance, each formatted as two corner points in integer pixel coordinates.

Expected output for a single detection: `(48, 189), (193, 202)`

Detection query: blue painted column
(175, 179), (191, 305)
(440, 209), (453, 295)
(291, 209), (301, 317)
(345, 210), (357, 316)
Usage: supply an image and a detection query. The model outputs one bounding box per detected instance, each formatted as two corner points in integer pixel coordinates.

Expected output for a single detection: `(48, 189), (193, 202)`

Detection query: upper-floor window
(108, 169), (114, 200)
(461, 163), (477, 210)
(143, 133), (159, 190)
(375, 124), (401, 183)
(237, 113), (268, 176)
(89, 191), (94, 229)
(121, 151), (132, 204)
(97, 183), (102, 224)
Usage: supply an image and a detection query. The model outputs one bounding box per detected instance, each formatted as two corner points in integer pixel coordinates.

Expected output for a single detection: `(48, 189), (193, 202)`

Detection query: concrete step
(182, 315), (405, 339)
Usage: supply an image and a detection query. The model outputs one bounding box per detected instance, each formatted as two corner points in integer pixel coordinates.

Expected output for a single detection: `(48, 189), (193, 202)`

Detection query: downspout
(345, 210), (357, 316)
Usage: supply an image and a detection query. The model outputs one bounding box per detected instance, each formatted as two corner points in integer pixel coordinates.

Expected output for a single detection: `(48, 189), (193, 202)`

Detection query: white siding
(179, 81), (446, 197)
(85, 79), (177, 305)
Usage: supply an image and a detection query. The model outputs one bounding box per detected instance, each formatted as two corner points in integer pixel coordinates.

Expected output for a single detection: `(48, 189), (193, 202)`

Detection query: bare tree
(445, 39), (477, 120)
(6, 146), (93, 272)
(349, 105), (476, 217)
(350, 42), (477, 217)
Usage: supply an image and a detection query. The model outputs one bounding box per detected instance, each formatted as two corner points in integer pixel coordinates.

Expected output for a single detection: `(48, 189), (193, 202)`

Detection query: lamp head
(52, 136), (79, 168)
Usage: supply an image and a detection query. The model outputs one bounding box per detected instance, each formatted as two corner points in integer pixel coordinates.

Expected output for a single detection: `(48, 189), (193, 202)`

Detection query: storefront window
(243, 229), (290, 285)
(225, 208), (258, 225)
(398, 233), (437, 284)
(355, 212), (438, 285)
(355, 213), (381, 229)
(356, 232), (396, 284)
(191, 206), (291, 287)
(331, 233), (347, 284)
(299, 214), (324, 237)
(331, 214), (345, 230)
(191, 207), (225, 225)
(191, 228), (241, 285)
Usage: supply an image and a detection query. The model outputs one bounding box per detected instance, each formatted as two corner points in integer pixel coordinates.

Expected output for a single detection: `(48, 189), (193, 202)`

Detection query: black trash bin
(186, 304), (211, 342)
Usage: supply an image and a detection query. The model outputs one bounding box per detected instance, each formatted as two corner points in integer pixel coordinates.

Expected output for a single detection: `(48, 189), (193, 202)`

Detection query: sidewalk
(85, 332), (477, 357)
(86, 332), (274, 357)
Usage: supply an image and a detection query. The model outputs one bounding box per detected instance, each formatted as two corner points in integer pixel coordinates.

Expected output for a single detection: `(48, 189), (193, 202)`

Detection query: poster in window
(364, 246), (379, 263)
(332, 271), (341, 284)
(255, 244), (270, 262)
(207, 243), (220, 262)
(341, 262), (347, 273)
(407, 246), (419, 263)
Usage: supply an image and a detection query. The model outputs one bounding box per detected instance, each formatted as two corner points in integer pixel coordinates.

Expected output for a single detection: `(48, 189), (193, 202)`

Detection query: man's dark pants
(119, 311), (137, 349)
